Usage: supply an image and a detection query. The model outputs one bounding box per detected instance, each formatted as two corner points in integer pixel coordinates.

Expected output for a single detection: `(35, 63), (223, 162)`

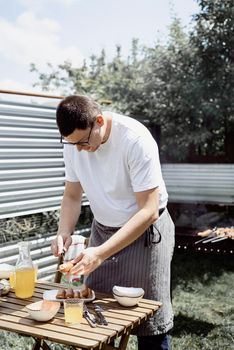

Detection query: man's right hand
(51, 234), (73, 257)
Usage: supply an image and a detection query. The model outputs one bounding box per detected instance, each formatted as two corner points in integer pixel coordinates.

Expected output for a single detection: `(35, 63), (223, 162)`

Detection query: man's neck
(101, 114), (112, 144)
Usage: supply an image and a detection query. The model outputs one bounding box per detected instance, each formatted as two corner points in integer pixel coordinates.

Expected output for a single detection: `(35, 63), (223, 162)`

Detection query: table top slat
(89, 301), (157, 319)
(0, 306), (111, 343)
(0, 301), (126, 338)
(1, 296), (130, 336)
(0, 317), (99, 348)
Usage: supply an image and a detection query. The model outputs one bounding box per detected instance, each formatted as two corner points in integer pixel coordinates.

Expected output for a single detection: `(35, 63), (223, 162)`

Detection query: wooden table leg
(32, 339), (42, 350)
(41, 340), (52, 350)
(102, 332), (130, 350)
(32, 338), (52, 350)
(118, 333), (130, 350)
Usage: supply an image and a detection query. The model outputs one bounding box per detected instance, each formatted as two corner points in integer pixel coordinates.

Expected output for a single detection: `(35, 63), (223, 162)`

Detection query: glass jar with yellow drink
(9, 269), (15, 288)
(14, 241), (37, 298)
(64, 299), (84, 324)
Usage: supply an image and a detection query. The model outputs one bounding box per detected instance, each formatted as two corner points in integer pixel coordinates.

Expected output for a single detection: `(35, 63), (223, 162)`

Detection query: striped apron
(85, 208), (175, 335)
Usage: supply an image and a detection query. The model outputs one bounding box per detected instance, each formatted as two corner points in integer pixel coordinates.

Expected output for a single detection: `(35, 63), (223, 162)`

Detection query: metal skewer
(195, 228), (217, 244)
(211, 236), (229, 243)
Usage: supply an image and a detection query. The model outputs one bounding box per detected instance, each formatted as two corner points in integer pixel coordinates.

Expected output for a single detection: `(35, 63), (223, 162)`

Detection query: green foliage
(31, 1), (234, 162)
(135, 18), (204, 161)
(191, 0), (234, 161)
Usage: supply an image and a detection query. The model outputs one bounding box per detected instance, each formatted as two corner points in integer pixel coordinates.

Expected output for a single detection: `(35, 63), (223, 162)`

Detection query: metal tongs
(93, 304), (108, 326)
(83, 304), (97, 328)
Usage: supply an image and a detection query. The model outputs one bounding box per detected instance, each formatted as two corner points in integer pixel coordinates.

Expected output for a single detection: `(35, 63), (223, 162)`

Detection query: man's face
(63, 122), (102, 152)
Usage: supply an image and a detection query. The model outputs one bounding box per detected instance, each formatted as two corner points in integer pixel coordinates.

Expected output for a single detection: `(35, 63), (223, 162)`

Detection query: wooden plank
(0, 306), (109, 344)
(35, 282), (160, 309)
(96, 292), (162, 308)
(91, 300), (159, 318)
(0, 317), (99, 349)
(1, 298), (131, 340)
(34, 283), (160, 322)
(87, 301), (160, 326)
(138, 299), (162, 307)
(6, 291), (162, 314)
(88, 307), (140, 323)
(0, 301), (124, 339)
(0, 309), (129, 348)
(6, 285), (160, 324)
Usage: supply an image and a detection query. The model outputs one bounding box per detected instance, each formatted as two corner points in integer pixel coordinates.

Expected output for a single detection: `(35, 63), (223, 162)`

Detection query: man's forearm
(57, 196), (81, 236)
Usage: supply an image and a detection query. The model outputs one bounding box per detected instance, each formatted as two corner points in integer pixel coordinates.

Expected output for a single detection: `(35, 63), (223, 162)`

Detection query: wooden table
(0, 281), (162, 350)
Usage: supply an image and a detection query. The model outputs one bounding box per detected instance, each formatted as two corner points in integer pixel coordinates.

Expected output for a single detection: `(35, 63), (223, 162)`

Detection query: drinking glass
(9, 269), (15, 289)
(63, 299), (84, 324)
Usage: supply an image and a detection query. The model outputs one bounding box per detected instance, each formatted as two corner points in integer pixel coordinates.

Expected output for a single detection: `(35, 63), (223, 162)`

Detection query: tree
(31, 1), (234, 162)
(191, 0), (234, 161)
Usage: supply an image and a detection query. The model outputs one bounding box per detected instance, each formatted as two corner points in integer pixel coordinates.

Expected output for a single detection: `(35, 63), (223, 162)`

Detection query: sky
(0, 0), (199, 97)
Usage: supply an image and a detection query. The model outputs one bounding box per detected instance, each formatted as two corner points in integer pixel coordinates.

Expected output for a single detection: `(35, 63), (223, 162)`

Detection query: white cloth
(63, 235), (86, 262)
(63, 112), (168, 227)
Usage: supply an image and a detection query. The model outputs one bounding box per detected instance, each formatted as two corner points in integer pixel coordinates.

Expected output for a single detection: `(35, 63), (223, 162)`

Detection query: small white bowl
(0, 264), (14, 279)
(112, 286), (144, 307)
(26, 300), (60, 322)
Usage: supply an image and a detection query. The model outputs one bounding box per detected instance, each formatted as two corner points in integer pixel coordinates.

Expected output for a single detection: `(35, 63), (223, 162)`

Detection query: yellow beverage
(64, 300), (83, 324)
(9, 271), (15, 289)
(33, 265), (38, 282)
(15, 268), (35, 298)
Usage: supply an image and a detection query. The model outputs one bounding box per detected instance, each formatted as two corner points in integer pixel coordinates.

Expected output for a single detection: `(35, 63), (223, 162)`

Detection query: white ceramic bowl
(112, 286), (144, 307)
(26, 300), (60, 322)
(0, 264), (14, 279)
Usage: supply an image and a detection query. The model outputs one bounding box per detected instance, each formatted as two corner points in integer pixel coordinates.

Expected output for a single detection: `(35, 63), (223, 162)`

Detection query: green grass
(0, 250), (233, 350)
(170, 250), (234, 350)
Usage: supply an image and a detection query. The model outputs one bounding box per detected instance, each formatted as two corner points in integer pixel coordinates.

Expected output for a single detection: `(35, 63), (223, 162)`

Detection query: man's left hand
(69, 247), (104, 276)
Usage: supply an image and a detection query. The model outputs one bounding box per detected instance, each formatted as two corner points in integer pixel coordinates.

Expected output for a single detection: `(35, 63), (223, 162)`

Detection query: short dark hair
(56, 95), (102, 136)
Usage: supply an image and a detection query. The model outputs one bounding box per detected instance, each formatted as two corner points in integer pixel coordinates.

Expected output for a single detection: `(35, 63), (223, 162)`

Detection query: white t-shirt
(64, 112), (168, 227)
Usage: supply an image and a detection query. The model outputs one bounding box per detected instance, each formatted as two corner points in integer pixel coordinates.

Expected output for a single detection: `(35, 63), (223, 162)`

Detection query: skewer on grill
(195, 226), (234, 244)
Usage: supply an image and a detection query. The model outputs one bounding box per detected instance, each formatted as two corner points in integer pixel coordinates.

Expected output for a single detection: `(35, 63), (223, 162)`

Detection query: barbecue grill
(175, 227), (234, 255)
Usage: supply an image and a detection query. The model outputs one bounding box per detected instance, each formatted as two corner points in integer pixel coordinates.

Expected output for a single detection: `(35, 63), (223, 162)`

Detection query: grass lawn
(170, 250), (234, 350)
(0, 249), (233, 350)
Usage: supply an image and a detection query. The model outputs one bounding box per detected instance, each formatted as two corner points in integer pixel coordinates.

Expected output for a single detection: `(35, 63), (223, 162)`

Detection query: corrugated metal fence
(1, 98), (234, 221)
(0, 99), (64, 219)
(0, 96), (90, 281)
(162, 163), (234, 204)
(0, 99), (90, 219)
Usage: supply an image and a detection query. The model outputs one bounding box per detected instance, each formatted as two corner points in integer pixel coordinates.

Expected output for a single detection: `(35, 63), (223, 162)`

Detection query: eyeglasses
(60, 124), (94, 146)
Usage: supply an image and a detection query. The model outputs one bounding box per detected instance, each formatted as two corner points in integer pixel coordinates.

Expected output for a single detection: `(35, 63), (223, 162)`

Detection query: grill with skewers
(175, 227), (234, 254)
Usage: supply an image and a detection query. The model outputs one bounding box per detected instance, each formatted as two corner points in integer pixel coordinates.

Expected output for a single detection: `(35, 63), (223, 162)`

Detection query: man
(51, 94), (175, 350)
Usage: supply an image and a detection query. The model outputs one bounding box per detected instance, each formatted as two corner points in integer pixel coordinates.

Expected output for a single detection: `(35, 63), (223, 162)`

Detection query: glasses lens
(60, 123), (94, 146)
(60, 137), (89, 146)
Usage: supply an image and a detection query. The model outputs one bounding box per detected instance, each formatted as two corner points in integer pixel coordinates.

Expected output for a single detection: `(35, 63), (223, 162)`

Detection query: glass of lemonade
(64, 299), (84, 324)
(9, 269), (15, 289)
